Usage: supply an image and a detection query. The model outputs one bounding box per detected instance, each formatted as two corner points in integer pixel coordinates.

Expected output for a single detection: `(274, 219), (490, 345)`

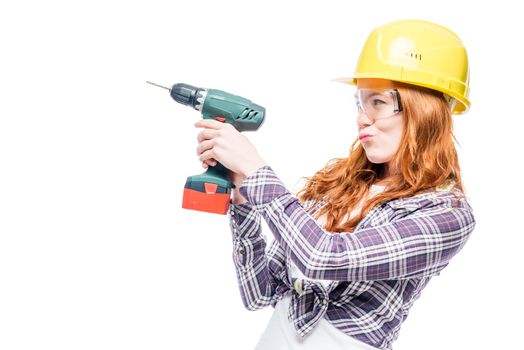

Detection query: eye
(372, 98), (386, 105)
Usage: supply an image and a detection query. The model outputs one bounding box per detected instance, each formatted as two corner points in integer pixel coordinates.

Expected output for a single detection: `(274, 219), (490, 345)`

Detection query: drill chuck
(170, 83), (208, 112)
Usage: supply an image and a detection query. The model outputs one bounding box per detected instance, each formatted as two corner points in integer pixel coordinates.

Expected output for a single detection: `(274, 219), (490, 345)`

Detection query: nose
(356, 108), (373, 128)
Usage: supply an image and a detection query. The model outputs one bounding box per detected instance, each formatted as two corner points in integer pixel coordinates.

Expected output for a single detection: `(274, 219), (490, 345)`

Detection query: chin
(365, 154), (391, 164)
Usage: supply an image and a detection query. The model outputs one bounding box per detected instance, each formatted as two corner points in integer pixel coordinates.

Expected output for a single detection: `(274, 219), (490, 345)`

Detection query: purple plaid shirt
(228, 165), (475, 350)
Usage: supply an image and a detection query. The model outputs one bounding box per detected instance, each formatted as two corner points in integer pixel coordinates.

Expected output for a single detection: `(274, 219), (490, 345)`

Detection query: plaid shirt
(228, 165), (476, 350)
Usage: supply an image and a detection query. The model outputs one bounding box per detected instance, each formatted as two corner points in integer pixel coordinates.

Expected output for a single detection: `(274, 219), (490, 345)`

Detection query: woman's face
(355, 78), (404, 166)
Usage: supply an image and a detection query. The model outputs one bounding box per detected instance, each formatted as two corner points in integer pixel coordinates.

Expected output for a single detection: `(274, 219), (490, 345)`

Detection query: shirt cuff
(228, 199), (258, 227)
(238, 165), (292, 208)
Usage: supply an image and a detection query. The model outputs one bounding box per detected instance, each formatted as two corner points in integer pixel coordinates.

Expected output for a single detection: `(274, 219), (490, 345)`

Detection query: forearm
(228, 202), (279, 310)
(238, 165), (476, 281)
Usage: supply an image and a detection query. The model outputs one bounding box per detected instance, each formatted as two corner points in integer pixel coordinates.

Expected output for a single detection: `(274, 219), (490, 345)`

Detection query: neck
(375, 163), (393, 186)
(377, 163), (389, 179)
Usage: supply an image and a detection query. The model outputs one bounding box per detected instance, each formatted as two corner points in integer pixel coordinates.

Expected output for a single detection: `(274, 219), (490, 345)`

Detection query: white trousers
(255, 294), (381, 350)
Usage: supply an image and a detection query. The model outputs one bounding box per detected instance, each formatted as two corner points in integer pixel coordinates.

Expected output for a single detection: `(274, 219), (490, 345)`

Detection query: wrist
(231, 189), (248, 205)
(241, 159), (267, 178)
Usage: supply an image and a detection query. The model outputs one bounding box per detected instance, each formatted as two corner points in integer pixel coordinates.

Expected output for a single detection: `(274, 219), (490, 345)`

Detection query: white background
(1, 1), (522, 349)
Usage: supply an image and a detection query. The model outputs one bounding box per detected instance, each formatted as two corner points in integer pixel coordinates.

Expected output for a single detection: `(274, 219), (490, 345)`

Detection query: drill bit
(146, 81), (171, 91)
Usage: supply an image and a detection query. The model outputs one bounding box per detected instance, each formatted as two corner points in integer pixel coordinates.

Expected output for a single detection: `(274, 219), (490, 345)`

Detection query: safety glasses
(354, 88), (403, 121)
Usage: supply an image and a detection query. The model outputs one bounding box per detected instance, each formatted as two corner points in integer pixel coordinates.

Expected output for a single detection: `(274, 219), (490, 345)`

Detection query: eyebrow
(360, 91), (386, 99)
(355, 90), (391, 99)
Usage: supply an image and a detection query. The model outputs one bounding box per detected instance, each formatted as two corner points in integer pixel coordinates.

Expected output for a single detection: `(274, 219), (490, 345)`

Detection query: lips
(359, 134), (373, 141)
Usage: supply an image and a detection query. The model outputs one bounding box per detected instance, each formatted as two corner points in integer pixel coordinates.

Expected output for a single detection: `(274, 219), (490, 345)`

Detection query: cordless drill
(146, 82), (266, 215)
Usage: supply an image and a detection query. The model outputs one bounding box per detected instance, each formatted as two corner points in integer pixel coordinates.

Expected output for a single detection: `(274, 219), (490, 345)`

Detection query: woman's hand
(200, 158), (246, 192)
(195, 119), (267, 187)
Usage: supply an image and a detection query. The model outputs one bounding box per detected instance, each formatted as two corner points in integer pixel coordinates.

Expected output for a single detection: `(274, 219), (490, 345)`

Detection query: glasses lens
(355, 89), (400, 120)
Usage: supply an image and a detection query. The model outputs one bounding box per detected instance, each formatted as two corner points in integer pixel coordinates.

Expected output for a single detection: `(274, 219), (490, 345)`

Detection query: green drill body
(147, 81), (266, 214)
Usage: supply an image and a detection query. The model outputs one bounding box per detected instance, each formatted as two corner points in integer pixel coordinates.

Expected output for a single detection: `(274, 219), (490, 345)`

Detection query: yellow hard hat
(334, 19), (470, 114)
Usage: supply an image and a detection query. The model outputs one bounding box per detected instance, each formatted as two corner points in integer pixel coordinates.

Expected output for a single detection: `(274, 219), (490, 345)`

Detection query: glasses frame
(354, 88), (404, 121)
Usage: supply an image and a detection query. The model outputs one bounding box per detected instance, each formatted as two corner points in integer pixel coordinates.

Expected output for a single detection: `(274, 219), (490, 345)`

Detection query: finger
(202, 159), (217, 167)
(194, 119), (226, 130)
(196, 139), (216, 156)
(197, 129), (219, 143)
(198, 148), (217, 163)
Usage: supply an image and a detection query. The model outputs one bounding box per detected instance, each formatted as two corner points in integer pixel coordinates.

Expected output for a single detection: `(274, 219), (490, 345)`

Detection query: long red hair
(295, 81), (466, 233)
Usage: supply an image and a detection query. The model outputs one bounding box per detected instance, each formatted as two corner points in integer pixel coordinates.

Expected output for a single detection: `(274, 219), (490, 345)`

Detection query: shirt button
(294, 279), (302, 294)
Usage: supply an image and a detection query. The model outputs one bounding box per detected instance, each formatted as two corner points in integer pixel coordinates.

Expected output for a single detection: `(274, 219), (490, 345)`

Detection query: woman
(194, 19), (475, 350)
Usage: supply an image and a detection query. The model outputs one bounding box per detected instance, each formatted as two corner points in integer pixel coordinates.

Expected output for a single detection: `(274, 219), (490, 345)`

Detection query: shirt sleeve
(238, 165), (477, 281)
(228, 200), (289, 310)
